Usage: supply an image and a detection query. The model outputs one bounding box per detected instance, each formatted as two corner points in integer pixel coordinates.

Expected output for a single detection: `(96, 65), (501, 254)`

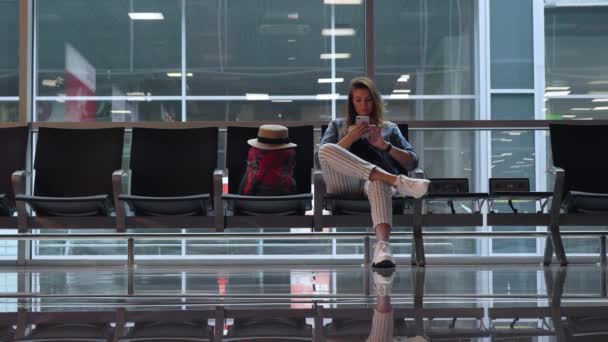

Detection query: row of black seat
(1, 124), (607, 266)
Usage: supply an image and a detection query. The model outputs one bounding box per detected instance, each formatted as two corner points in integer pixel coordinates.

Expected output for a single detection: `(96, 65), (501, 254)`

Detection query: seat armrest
(112, 169), (128, 231)
(11, 170), (30, 231)
(548, 166), (566, 217)
(547, 166), (565, 175)
(313, 170), (326, 231)
(412, 168), (426, 179)
(214, 169), (224, 231)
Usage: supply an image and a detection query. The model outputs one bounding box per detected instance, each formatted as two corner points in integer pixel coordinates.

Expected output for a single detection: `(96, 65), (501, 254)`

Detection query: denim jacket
(319, 118), (419, 171)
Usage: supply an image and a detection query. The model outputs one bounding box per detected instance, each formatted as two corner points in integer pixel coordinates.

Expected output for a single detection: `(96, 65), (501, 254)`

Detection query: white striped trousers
(318, 143), (394, 227)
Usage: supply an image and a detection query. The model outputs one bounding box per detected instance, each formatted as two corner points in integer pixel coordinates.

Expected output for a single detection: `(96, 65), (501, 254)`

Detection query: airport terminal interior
(1, 0), (608, 340)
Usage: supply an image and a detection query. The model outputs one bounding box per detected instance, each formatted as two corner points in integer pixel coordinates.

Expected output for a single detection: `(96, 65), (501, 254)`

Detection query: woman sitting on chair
(318, 77), (430, 268)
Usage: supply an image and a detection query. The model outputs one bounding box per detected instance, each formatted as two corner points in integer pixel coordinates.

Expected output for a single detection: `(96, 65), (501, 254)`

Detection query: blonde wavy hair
(342, 76), (385, 136)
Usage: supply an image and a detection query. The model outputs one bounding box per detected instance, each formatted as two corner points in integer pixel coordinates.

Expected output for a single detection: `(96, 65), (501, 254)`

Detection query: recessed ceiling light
(324, 0), (362, 4)
(592, 99), (608, 102)
(321, 28), (356, 36)
(318, 78), (344, 83)
(570, 108), (592, 111)
(128, 12), (164, 20)
(320, 53), (351, 59)
(389, 94), (410, 99)
(111, 110), (132, 114)
(287, 12), (299, 20)
(593, 106), (608, 111)
(545, 86), (570, 91)
(316, 93), (340, 100)
(397, 74), (410, 82)
(271, 100), (293, 103)
(392, 89), (411, 93)
(246, 93), (270, 101)
(562, 115), (576, 118)
(545, 91), (570, 96)
(166, 72), (193, 77)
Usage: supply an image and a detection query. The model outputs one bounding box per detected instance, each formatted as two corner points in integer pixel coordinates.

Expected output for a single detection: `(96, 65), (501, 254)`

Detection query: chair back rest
(0, 127), (28, 205)
(129, 127), (218, 197)
(34, 127), (124, 197)
(226, 126), (314, 194)
(550, 124), (608, 194)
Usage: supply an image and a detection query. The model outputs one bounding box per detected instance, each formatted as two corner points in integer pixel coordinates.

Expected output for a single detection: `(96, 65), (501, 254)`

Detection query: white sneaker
(372, 241), (396, 268)
(393, 175), (430, 199)
(373, 268), (395, 296)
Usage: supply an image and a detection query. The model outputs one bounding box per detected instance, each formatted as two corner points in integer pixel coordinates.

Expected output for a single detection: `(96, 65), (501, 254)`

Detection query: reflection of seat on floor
(225, 317), (313, 341)
(324, 318), (410, 341)
(118, 321), (213, 342)
(561, 306), (608, 342)
(0, 324), (14, 342)
(14, 323), (113, 342)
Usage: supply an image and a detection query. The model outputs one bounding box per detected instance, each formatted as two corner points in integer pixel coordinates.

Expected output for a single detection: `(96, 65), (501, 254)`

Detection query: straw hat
(247, 124), (297, 150)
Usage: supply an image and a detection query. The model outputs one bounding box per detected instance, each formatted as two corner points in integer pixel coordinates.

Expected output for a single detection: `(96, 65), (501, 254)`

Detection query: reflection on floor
(0, 265), (607, 341)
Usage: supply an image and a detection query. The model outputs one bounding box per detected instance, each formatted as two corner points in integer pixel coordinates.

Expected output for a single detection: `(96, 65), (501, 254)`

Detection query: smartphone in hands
(355, 115), (370, 125)
(355, 115), (370, 139)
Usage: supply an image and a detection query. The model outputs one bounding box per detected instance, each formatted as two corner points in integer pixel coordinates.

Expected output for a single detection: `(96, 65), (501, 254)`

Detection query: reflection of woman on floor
(366, 270), (428, 342)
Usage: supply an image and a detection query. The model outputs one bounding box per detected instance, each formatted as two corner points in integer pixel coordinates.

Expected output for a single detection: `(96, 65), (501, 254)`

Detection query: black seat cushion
(223, 194), (312, 215)
(119, 194), (210, 216)
(121, 321), (211, 341)
(16, 195), (113, 217)
(324, 194), (405, 215)
(15, 323), (111, 341)
(563, 191), (608, 213)
(227, 317), (312, 339)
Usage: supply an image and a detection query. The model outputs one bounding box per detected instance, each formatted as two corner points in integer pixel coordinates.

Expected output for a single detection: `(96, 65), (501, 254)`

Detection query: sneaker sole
(372, 260), (396, 268)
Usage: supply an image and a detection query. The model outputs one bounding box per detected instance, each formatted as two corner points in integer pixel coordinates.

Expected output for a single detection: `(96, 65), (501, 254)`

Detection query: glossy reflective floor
(1, 265), (607, 341)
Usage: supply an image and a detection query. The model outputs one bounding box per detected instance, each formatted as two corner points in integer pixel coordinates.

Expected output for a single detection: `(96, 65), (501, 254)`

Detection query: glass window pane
(186, 0), (364, 99)
(545, 98), (608, 121)
(186, 99), (337, 121)
(384, 99), (475, 121)
(0, 0), (18, 98)
(36, 0), (182, 99)
(490, 0), (534, 89)
(546, 5), (608, 94)
(491, 94), (534, 119)
(375, 0), (475, 95)
(491, 129), (537, 254)
(0, 102), (19, 122)
(35, 100), (181, 122)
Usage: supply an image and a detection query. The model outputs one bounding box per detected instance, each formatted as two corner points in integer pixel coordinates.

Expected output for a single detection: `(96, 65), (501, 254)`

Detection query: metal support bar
(127, 238), (134, 267)
(544, 167), (567, 266)
(213, 169), (225, 232)
(602, 236), (607, 297)
(363, 267), (371, 296)
(364, 236), (371, 267)
(112, 170), (127, 232)
(412, 198), (426, 266)
(127, 267), (134, 296)
(214, 306), (225, 342)
(313, 304), (324, 342)
(601, 235), (606, 268)
(313, 171), (326, 232)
